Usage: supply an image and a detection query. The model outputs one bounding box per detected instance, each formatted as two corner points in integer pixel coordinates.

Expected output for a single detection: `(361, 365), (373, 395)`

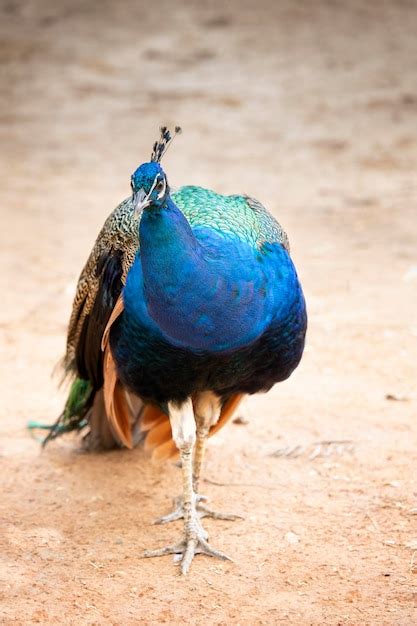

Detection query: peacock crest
(150, 126), (182, 163)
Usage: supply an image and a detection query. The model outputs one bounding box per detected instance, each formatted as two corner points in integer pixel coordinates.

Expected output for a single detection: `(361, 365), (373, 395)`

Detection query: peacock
(44, 127), (307, 574)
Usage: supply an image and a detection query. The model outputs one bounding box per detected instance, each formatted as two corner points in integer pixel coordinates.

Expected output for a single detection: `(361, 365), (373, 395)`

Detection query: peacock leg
(192, 392), (243, 520)
(154, 392), (243, 524)
(143, 398), (231, 574)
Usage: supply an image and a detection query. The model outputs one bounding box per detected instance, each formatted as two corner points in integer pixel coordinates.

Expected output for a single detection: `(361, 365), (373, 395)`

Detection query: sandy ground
(1, 1), (417, 624)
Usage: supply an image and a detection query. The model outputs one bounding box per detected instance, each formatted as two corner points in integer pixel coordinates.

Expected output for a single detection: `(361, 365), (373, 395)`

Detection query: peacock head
(131, 161), (169, 213)
(131, 126), (181, 213)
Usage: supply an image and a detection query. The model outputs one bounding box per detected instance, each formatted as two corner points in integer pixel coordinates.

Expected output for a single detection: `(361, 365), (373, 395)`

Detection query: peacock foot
(142, 519), (232, 575)
(154, 493), (243, 525)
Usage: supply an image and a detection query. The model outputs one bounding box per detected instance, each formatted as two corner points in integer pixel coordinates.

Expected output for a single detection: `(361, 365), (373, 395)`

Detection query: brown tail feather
(103, 344), (133, 449)
(143, 418), (173, 451)
(101, 294), (133, 449)
(152, 438), (178, 461)
(141, 404), (168, 432)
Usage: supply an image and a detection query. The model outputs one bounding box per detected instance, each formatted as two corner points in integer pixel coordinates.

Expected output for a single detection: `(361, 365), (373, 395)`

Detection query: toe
(197, 503), (244, 521)
(153, 508), (183, 525)
(180, 538), (198, 575)
(197, 537), (233, 562)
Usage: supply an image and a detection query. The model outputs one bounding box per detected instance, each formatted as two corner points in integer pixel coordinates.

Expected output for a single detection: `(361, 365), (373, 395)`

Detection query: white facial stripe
(144, 175), (159, 204)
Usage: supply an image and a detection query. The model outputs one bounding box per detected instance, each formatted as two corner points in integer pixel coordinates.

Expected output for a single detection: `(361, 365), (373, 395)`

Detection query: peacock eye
(156, 180), (165, 191)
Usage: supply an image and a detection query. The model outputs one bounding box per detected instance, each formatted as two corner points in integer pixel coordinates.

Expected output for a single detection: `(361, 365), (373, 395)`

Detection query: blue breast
(123, 218), (302, 354)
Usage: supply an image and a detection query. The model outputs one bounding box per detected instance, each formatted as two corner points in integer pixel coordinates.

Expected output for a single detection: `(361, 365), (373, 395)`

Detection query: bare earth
(1, 1), (417, 624)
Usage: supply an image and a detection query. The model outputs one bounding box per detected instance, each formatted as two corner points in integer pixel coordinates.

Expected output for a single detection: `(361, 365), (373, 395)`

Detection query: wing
(48, 196), (141, 449)
(65, 197), (139, 387)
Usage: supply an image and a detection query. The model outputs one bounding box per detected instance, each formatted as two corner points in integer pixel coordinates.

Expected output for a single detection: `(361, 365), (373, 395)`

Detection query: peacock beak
(133, 188), (151, 215)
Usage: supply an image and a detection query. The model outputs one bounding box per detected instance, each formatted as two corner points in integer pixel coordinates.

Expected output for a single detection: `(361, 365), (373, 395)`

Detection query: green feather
(63, 378), (93, 421)
(28, 377), (93, 444)
(172, 186), (289, 250)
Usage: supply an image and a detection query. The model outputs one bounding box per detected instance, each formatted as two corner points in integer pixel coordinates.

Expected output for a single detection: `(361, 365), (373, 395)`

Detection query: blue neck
(139, 197), (201, 288)
(139, 197), (224, 349)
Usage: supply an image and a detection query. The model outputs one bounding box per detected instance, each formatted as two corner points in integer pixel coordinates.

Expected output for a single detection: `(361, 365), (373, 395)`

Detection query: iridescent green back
(172, 186), (289, 251)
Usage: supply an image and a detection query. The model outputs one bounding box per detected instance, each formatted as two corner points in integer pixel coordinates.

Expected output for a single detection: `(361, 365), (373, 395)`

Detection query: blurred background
(1, 1), (416, 623)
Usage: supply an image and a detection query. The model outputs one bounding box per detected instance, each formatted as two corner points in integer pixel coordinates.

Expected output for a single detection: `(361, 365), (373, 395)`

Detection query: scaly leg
(143, 398), (231, 574)
(155, 392), (242, 524)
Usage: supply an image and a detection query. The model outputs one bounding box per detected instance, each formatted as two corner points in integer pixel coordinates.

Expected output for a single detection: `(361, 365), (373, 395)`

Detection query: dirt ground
(1, 1), (417, 624)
